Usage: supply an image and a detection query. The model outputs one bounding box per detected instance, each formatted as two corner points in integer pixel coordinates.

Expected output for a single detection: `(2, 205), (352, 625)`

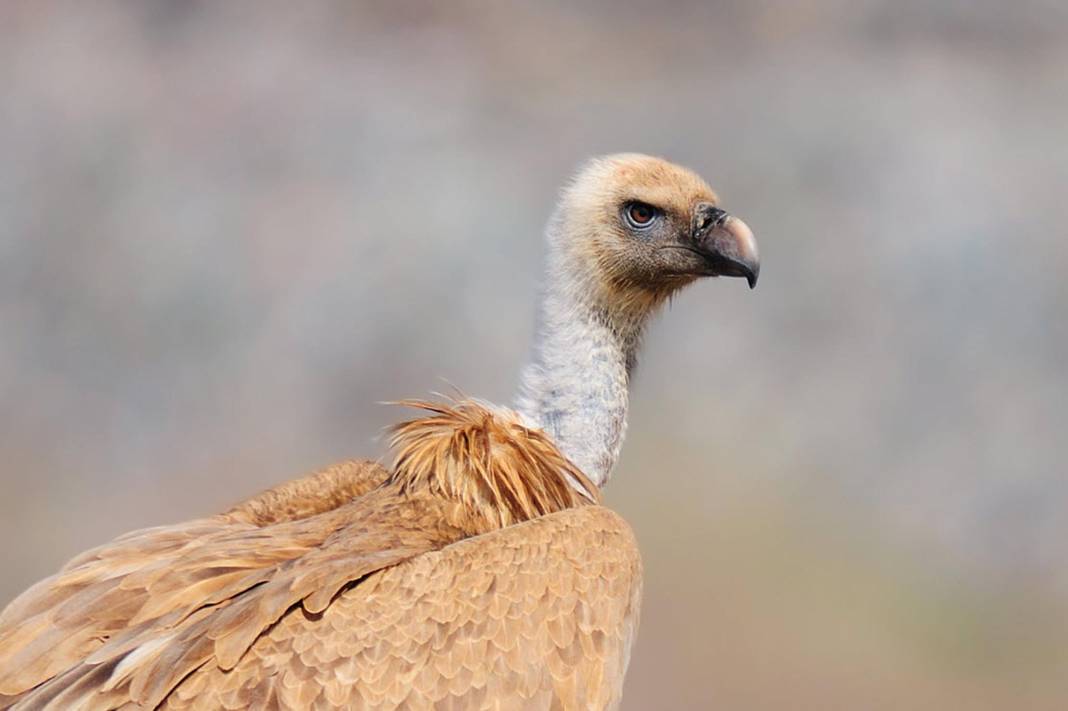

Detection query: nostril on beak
(695, 204), (730, 235)
(690, 205), (760, 289)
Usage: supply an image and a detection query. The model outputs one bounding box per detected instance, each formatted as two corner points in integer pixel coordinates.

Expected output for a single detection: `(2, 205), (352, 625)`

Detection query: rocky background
(2, 2), (1066, 708)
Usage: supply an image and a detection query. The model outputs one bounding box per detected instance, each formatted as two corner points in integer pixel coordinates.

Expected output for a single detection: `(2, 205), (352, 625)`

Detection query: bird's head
(549, 153), (759, 321)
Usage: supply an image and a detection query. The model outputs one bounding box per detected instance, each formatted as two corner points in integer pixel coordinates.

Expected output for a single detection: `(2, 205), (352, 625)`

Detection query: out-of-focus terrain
(2, 2), (1066, 708)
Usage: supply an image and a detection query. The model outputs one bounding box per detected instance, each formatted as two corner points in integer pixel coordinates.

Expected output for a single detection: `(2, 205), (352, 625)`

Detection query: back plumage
(0, 401), (627, 710)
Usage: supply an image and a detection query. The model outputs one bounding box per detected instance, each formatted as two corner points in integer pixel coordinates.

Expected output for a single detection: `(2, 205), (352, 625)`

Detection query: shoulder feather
(0, 400), (614, 710)
(388, 399), (599, 528)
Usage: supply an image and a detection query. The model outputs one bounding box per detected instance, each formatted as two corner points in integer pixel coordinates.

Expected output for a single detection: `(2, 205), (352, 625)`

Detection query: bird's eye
(623, 202), (658, 229)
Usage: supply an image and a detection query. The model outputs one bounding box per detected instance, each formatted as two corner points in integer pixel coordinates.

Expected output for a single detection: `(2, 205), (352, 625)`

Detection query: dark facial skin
(615, 199), (759, 291)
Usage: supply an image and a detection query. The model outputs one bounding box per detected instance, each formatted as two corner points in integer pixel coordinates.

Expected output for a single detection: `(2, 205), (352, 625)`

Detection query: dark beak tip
(746, 264), (760, 289)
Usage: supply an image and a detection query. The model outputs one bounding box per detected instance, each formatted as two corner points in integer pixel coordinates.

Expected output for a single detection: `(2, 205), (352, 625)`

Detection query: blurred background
(2, 1), (1066, 708)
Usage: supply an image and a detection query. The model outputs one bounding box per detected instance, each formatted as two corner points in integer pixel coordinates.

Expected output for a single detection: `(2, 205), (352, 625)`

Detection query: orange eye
(624, 202), (657, 229)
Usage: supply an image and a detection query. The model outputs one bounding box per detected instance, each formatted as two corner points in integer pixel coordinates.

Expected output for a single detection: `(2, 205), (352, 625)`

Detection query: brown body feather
(0, 401), (638, 710)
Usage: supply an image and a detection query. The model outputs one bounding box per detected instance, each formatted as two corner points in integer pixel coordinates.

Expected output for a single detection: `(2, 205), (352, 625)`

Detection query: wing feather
(157, 506), (641, 711)
(0, 404), (639, 710)
(0, 460), (390, 704)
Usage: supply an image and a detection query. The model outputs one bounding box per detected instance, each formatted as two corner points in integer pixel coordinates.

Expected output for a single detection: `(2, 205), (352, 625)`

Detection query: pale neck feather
(515, 223), (655, 489)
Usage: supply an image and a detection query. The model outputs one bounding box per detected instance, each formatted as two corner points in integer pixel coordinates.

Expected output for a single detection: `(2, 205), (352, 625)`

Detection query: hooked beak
(692, 203), (760, 289)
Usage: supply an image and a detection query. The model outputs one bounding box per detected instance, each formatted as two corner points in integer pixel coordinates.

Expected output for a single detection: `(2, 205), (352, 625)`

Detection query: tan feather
(387, 399), (599, 529)
(0, 401), (628, 710)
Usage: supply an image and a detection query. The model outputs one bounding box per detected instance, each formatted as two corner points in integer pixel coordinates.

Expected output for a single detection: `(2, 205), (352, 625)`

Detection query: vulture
(0, 154), (759, 710)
